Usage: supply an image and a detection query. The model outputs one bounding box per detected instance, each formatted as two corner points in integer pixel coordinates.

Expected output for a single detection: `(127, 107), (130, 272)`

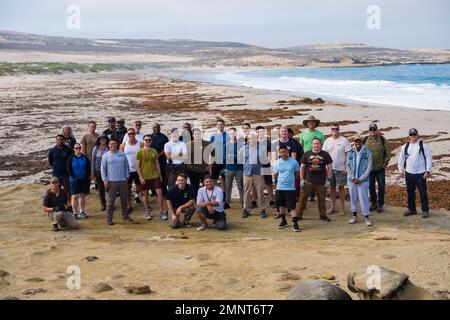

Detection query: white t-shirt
(164, 140), (188, 165)
(122, 132), (144, 144)
(124, 141), (141, 172)
(323, 136), (352, 171)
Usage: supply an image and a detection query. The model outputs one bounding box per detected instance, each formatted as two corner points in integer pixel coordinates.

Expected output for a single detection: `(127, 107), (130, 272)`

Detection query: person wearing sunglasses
(67, 143), (91, 219)
(43, 177), (79, 232)
(323, 124), (352, 216)
(398, 128), (432, 218)
(363, 123), (391, 213)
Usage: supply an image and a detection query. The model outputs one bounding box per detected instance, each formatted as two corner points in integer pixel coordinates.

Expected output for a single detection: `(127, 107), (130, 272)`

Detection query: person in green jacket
(299, 115), (325, 201)
(363, 123), (391, 213)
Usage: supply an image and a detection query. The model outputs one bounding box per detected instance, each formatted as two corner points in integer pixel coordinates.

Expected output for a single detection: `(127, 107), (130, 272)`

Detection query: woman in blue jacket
(346, 135), (373, 226)
(67, 143), (91, 219)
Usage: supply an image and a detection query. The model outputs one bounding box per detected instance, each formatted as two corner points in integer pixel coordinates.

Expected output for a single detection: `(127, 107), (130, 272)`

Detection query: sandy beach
(0, 69), (449, 300)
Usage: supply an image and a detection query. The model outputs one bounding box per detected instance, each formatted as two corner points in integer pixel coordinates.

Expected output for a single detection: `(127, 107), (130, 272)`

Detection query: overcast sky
(0, 0), (449, 48)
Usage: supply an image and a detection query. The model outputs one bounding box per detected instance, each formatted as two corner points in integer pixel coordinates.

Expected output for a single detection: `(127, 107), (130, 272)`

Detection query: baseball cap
(409, 128), (419, 135)
(50, 176), (59, 183)
(369, 123), (378, 131)
(107, 117), (116, 123)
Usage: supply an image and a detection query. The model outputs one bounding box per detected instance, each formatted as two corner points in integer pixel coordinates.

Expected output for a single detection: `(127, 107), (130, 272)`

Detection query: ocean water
(189, 64), (450, 111)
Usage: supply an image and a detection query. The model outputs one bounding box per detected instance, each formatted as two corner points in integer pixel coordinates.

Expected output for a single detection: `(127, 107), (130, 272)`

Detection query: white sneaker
(364, 217), (372, 226)
(348, 216), (357, 224)
(145, 213), (152, 221)
(196, 224), (207, 231)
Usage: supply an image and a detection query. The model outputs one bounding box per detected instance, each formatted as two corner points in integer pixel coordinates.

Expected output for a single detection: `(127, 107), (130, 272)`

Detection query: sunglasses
(369, 128), (377, 132)
(74, 147), (81, 149)
(144, 139), (152, 142)
(409, 133), (418, 136)
(128, 133), (135, 135)
(331, 128), (339, 131)
(51, 181), (58, 184)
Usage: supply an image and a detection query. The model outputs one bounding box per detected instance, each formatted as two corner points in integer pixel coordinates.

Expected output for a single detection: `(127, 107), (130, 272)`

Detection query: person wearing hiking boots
(239, 133), (268, 219)
(297, 137), (333, 222)
(195, 175), (227, 231)
(323, 124), (352, 216)
(363, 123), (391, 213)
(101, 139), (132, 225)
(347, 135), (373, 226)
(398, 128), (432, 218)
(299, 115), (324, 202)
(273, 145), (301, 232)
(43, 177), (79, 232)
(92, 134), (109, 211)
(136, 134), (165, 221)
(167, 173), (196, 229)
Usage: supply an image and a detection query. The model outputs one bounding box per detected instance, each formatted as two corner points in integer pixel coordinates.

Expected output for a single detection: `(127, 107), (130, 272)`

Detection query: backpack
(404, 141), (426, 171)
(363, 135), (387, 162)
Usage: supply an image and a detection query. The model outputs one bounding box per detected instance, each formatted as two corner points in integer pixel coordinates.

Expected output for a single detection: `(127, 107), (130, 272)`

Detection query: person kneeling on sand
(167, 173), (196, 228)
(43, 177), (79, 232)
(195, 175), (227, 231)
(347, 135), (373, 226)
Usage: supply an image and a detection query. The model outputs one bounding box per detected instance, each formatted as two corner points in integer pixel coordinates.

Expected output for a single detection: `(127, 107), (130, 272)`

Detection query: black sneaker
(403, 210), (417, 217)
(309, 195), (315, 201)
(224, 203), (230, 209)
(241, 209), (250, 218)
(278, 219), (288, 229)
(107, 221), (115, 226)
(260, 210), (268, 219)
(135, 197), (142, 205)
(52, 223), (59, 232)
(123, 216), (133, 222)
(269, 200), (275, 208)
(369, 203), (377, 212)
(320, 215), (331, 222)
(251, 201), (257, 209)
(292, 222), (301, 232)
(376, 205), (384, 213)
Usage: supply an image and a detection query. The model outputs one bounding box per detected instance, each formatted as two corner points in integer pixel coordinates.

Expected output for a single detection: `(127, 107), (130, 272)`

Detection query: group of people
(44, 115), (433, 232)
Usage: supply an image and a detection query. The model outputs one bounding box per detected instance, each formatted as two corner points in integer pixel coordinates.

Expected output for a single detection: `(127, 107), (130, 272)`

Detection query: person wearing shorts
(43, 177), (79, 232)
(323, 124), (352, 215)
(272, 145), (301, 232)
(136, 134), (165, 221)
(67, 143), (91, 219)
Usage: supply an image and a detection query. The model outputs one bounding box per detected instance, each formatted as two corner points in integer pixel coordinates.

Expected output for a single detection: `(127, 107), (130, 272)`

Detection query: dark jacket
(48, 145), (73, 176)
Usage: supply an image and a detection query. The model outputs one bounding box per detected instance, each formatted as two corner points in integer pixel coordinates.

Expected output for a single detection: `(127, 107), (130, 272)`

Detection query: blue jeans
(369, 169), (385, 207)
(405, 172), (429, 213)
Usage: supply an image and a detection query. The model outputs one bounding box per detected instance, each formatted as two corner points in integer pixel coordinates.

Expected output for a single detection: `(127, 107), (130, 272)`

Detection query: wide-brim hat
(303, 115), (320, 127)
(353, 134), (363, 142)
(96, 134), (109, 145)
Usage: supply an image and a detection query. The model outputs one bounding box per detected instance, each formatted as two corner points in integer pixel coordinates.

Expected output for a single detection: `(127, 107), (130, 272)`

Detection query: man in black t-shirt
(42, 177), (79, 231)
(297, 137), (333, 222)
(166, 174), (196, 228)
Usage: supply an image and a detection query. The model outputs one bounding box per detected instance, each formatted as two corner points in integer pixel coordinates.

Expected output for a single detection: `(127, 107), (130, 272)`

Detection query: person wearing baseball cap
(103, 117), (116, 140)
(42, 177), (79, 232)
(111, 118), (127, 144)
(363, 122), (391, 213)
(398, 128), (432, 218)
(347, 135), (373, 226)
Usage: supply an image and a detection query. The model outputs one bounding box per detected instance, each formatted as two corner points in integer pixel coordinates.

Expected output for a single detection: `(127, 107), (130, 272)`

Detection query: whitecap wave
(214, 72), (450, 110)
